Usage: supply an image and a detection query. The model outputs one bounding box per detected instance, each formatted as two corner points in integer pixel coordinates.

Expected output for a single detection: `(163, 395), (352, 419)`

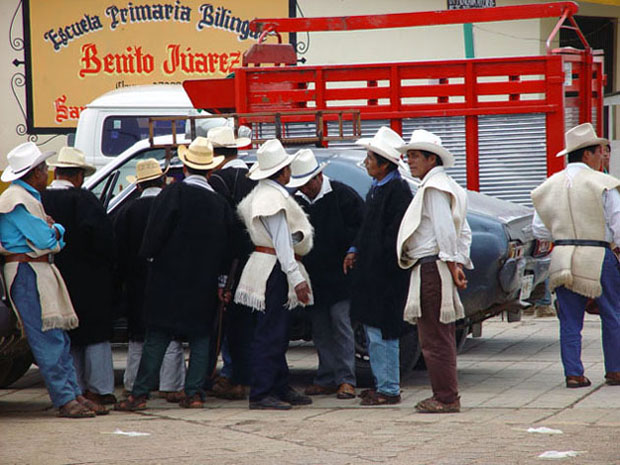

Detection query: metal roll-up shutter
(478, 113), (547, 206)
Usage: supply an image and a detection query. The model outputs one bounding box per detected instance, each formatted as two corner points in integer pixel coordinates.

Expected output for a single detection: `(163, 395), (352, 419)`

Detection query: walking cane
(210, 259), (239, 380)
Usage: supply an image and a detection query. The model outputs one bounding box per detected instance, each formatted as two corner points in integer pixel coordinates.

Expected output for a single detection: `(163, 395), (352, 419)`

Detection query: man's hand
(343, 252), (357, 275)
(218, 288), (232, 306)
(447, 262), (467, 290)
(46, 215), (55, 227)
(294, 281), (311, 305)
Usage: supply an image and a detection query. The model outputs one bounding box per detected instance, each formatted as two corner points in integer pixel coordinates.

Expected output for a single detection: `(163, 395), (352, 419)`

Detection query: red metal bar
(545, 57), (565, 175)
(464, 61), (479, 191)
(251, 2), (578, 33)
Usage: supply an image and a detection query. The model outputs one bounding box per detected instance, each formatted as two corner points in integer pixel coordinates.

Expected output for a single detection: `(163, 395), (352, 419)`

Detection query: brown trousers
(418, 261), (459, 404)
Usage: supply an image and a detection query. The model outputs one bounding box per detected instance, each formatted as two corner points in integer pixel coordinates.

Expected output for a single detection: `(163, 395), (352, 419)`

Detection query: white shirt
(183, 174), (214, 192)
(532, 163), (620, 244)
(405, 167), (473, 267)
(295, 176), (333, 205)
(221, 158), (249, 170)
(259, 179), (305, 287)
(47, 179), (74, 190)
(140, 186), (162, 198)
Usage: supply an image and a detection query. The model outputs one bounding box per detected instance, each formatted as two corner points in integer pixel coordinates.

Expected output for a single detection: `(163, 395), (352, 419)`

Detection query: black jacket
(350, 176), (412, 339)
(139, 181), (234, 337)
(41, 187), (117, 346)
(296, 180), (364, 307)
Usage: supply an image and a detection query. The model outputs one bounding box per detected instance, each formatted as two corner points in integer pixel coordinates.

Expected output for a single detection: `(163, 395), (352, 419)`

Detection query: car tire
(0, 348), (33, 388)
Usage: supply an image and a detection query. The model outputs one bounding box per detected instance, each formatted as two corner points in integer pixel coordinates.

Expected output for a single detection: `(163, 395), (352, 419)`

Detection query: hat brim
(398, 141), (455, 169)
(556, 137), (609, 158)
(212, 137), (251, 148)
(355, 139), (401, 165)
(248, 152), (298, 181)
(126, 165), (169, 184)
(48, 158), (96, 177)
(178, 146), (224, 171)
(287, 162), (327, 189)
(1, 150), (55, 183)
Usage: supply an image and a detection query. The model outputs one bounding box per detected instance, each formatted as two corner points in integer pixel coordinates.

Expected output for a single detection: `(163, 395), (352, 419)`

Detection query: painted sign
(23, 0), (291, 133)
(447, 0), (495, 9)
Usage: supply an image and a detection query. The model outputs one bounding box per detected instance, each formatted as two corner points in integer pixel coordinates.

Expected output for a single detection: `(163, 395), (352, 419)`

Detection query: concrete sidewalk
(1, 315), (619, 465)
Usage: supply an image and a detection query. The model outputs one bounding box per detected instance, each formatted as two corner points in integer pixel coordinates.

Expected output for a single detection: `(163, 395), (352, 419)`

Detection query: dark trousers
(249, 263), (291, 402)
(226, 302), (255, 386)
(133, 327), (210, 399)
(418, 261), (459, 404)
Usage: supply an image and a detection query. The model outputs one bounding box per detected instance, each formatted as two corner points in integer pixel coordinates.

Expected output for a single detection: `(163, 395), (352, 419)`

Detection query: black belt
(554, 240), (610, 248)
(416, 254), (440, 265)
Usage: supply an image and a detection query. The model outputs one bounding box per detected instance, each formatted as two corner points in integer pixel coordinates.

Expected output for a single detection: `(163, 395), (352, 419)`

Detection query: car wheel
(353, 321), (421, 379)
(0, 349), (33, 388)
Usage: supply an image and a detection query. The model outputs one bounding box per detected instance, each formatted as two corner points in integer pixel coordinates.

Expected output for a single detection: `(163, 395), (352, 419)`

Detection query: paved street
(1, 314), (619, 465)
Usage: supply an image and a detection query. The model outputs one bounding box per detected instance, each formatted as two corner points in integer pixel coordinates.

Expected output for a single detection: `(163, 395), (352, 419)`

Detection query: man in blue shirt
(0, 142), (106, 418)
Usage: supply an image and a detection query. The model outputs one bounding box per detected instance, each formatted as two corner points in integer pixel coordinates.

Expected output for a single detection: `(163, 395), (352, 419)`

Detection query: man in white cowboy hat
(343, 126), (413, 406)
(531, 122), (620, 389)
(42, 147), (117, 409)
(0, 142), (105, 418)
(116, 137), (234, 411)
(288, 149), (364, 400)
(234, 138), (314, 410)
(206, 125), (256, 400)
(113, 159), (186, 403)
(396, 129), (472, 414)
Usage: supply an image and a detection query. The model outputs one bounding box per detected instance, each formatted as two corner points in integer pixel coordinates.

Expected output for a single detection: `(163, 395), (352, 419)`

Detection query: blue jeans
(555, 248), (620, 376)
(312, 299), (356, 387)
(10, 263), (81, 408)
(364, 325), (400, 396)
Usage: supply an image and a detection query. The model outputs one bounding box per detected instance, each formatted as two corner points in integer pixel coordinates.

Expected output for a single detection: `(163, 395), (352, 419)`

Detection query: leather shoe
(304, 384), (337, 396)
(280, 386), (312, 405)
(249, 395), (292, 410)
(415, 396), (460, 413)
(84, 390), (117, 405)
(336, 383), (356, 399)
(605, 372), (620, 385)
(360, 391), (401, 406)
(565, 375), (591, 388)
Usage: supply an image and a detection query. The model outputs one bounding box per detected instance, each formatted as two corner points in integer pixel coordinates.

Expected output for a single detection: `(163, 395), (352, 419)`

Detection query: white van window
(102, 116), (183, 156)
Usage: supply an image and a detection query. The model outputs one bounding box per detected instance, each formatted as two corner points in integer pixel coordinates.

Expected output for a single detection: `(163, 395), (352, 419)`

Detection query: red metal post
(464, 61), (479, 191)
(545, 56), (565, 175)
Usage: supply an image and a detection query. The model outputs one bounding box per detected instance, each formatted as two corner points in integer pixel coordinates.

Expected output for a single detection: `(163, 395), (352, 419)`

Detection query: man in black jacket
(343, 127), (412, 406)
(113, 159), (186, 403)
(42, 147), (117, 409)
(288, 149), (364, 400)
(115, 137), (233, 411)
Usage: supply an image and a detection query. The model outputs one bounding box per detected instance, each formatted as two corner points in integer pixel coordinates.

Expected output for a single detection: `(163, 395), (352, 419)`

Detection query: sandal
(336, 383), (356, 399)
(161, 391), (186, 403)
(304, 384), (337, 396)
(58, 399), (96, 418)
(358, 389), (376, 399)
(415, 396), (461, 413)
(114, 395), (148, 411)
(360, 391), (401, 406)
(77, 396), (109, 415)
(565, 375), (591, 388)
(179, 393), (203, 409)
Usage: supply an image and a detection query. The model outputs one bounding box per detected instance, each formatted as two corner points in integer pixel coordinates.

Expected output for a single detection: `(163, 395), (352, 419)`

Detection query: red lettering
(79, 43), (101, 78)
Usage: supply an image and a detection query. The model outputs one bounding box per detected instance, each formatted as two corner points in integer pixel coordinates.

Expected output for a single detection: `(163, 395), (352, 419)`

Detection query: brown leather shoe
(360, 391), (401, 406)
(415, 396), (461, 413)
(336, 383), (356, 399)
(304, 384), (337, 396)
(179, 393), (204, 409)
(77, 395), (109, 415)
(159, 390), (186, 403)
(605, 372), (620, 385)
(566, 375), (591, 388)
(84, 390), (117, 405)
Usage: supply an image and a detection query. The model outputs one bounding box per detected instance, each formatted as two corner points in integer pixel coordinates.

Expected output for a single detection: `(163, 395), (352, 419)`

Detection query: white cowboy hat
(556, 122), (609, 158)
(398, 129), (455, 168)
(287, 149), (327, 189)
(178, 137), (224, 171)
(248, 139), (298, 180)
(1, 142), (55, 183)
(48, 146), (96, 177)
(355, 126), (403, 165)
(126, 158), (169, 184)
(207, 126), (251, 148)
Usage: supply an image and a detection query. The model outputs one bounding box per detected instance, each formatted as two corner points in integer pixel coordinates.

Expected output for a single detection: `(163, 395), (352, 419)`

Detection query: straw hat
(355, 126), (403, 165)
(48, 146), (96, 177)
(398, 129), (455, 168)
(207, 126), (251, 148)
(287, 149), (327, 188)
(178, 137), (224, 170)
(556, 123), (608, 157)
(248, 139), (298, 180)
(1, 142), (55, 183)
(126, 158), (168, 184)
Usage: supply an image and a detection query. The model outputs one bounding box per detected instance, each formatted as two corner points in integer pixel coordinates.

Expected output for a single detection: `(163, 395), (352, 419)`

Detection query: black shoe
(249, 395), (292, 410)
(280, 386), (312, 406)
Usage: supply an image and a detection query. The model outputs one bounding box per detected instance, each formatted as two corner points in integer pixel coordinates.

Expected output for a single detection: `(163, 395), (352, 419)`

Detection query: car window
(101, 116), (184, 156)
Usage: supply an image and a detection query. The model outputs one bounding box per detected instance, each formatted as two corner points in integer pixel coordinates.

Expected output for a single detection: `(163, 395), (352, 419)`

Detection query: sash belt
(255, 246), (302, 262)
(4, 253), (53, 263)
(554, 240), (610, 248)
(415, 254), (440, 266)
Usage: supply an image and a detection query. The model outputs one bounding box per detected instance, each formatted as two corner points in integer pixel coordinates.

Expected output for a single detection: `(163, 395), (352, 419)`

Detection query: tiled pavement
(1, 314), (619, 465)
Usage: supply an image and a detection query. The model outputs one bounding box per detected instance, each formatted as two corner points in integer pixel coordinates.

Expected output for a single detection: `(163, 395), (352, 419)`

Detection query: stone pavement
(1, 315), (619, 465)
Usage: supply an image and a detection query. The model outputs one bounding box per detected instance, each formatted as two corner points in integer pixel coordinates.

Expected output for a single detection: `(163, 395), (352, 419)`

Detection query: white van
(73, 85), (194, 169)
